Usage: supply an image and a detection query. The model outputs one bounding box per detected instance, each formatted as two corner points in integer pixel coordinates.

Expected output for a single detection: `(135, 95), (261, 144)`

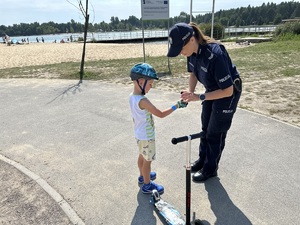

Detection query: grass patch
(1, 39), (299, 82)
(281, 68), (300, 77)
(0, 56), (188, 81)
(228, 39), (300, 80)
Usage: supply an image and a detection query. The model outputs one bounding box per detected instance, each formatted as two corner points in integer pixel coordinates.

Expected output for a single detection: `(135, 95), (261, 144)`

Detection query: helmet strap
(136, 79), (147, 95)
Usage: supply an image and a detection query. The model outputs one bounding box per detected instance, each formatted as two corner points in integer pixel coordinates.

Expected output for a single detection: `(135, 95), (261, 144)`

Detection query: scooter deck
(150, 190), (185, 225)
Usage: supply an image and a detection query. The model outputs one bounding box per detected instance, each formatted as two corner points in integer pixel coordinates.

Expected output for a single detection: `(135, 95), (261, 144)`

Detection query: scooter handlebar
(171, 131), (205, 145)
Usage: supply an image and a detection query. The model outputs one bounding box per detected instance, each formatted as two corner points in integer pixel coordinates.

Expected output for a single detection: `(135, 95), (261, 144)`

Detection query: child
(129, 63), (187, 194)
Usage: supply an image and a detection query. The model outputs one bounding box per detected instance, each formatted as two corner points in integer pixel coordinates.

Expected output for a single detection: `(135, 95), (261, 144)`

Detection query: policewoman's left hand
(180, 91), (199, 102)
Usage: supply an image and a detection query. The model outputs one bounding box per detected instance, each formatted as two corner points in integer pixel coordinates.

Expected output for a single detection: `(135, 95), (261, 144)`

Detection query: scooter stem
(186, 136), (192, 170)
(186, 136), (192, 224)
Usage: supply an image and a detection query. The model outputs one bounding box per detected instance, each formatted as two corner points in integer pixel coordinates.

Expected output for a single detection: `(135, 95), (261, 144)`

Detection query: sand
(1, 42), (299, 127)
(0, 42), (246, 69)
(0, 42), (168, 69)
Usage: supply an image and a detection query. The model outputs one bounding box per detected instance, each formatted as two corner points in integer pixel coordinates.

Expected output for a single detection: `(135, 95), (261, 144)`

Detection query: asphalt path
(0, 79), (299, 225)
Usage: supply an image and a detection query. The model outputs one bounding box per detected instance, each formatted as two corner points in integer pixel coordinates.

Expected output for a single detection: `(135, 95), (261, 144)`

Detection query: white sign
(141, 0), (169, 20)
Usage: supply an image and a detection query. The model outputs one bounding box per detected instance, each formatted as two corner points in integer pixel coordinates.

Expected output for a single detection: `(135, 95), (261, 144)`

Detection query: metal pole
(167, 1), (170, 73)
(186, 136), (192, 224)
(167, 19), (170, 73)
(211, 0), (215, 38)
(141, 0), (146, 62)
(142, 19), (146, 63)
(190, 0), (193, 22)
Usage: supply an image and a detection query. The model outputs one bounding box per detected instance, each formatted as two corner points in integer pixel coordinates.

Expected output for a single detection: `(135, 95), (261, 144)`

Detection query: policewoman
(168, 22), (242, 182)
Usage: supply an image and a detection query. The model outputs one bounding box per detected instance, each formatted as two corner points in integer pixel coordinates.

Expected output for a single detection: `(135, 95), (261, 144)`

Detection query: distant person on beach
(36, 37), (39, 43)
(42, 37), (44, 43)
(129, 62), (187, 194)
(4, 35), (11, 46)
(167, 22), (242, 182)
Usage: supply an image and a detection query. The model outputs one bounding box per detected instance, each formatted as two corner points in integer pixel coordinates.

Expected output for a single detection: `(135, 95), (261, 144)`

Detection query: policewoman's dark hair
(188, 22), (216, 45)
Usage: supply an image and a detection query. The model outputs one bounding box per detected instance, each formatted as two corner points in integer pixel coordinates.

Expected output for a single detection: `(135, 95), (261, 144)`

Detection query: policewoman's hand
(180, 91), (199, 102)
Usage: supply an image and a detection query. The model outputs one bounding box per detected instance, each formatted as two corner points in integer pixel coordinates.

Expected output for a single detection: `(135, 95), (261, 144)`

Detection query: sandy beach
(1, 42), (299, 127)
(0, 42), (246, 69)
(0, 42), (169, 69)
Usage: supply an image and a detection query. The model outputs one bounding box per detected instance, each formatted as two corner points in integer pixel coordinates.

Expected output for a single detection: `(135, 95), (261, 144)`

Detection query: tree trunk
(79, 1), (89, 83)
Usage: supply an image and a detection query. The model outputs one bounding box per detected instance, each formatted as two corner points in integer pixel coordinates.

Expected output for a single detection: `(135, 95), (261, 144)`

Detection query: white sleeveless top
(129, 93), (155, 140)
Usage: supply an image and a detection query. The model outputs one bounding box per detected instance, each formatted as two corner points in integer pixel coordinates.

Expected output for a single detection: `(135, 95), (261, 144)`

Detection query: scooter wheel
(193, 219), (204, 225)
(151, 190), (161, 202)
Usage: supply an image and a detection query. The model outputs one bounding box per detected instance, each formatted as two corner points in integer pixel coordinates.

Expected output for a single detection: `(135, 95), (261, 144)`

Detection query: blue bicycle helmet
(130, 63), (159, 81)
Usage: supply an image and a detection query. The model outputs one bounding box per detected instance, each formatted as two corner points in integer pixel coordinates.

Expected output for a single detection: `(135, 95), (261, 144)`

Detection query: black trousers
(198, 90), (241, 175)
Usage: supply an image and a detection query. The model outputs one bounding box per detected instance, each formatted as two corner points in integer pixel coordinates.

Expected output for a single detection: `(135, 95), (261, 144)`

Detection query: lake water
(6, 26), (277, 44)
(8, 30), (169, 43)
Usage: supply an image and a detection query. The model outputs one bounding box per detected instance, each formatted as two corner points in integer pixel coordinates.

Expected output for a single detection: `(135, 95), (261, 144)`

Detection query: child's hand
(177, 100), (188, 108)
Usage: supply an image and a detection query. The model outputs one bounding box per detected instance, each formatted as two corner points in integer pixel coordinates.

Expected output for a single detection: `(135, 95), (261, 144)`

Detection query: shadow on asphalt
(131, 187), (205, 225)
(203, 178), (252, 225)
(47, 81), (82, 104)
(131, 189), (161, 225)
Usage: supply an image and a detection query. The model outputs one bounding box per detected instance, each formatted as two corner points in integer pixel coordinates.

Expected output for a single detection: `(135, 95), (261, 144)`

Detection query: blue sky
(0, 0), (291, 26)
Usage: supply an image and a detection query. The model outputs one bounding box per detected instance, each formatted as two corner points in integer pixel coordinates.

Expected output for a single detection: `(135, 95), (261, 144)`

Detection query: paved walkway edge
(0, 154), (85, 225)
(239, 108), (300, 129)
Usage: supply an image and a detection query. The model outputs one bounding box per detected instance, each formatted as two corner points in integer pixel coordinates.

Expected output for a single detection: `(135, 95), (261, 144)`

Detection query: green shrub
(198, 23), (224, 40)
(275, 33), (300, 41)
(275, 22), (300, 36)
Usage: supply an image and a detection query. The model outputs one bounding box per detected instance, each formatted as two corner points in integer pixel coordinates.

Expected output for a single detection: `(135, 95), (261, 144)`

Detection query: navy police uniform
(187, 43), (242, 176)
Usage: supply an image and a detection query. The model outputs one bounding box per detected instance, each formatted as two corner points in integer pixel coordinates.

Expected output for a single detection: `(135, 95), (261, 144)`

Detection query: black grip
(171, 131), (205, 145)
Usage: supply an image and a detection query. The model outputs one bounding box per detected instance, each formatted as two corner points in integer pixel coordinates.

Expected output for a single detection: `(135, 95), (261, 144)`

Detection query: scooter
(150, 132), (204, 225)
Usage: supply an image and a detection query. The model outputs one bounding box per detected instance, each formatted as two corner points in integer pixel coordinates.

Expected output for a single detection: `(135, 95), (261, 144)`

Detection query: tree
(273, 13), (282, 25)
(1, 1), (300, 37)
(292, 5), (300, 18)
(67, 0), (90, 83)
(236, 17), (242, 27)
(128, 15), (140, 27)
(199, 23), (224, 40)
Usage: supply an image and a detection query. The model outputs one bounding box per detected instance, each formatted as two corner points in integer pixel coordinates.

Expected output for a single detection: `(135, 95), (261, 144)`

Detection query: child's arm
(139, 98), (186, 118)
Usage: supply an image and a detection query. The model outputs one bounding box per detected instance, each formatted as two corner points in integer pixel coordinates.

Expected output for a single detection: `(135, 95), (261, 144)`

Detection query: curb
(0, 154), (85, 225)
